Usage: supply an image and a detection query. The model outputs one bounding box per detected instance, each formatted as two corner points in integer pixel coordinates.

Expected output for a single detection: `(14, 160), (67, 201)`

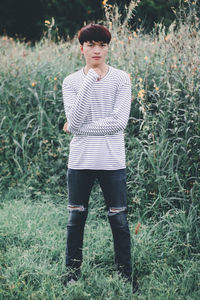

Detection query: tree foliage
(0, 1), (199, 41)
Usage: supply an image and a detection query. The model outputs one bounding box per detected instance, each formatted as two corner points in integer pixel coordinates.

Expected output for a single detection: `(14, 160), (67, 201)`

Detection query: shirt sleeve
(69, 82), (132, 136)
(62, 69), (99, 132)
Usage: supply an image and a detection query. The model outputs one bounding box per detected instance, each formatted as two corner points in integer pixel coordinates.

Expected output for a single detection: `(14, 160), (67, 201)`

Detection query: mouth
(92, 56), (101, 59)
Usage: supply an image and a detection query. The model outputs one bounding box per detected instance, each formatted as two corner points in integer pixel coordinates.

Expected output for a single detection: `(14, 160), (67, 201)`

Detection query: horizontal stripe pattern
(62, 66), (131, 170)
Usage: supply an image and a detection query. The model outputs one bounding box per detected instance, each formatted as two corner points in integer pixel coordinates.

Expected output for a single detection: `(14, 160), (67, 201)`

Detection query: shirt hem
(67, 164), (126, 170)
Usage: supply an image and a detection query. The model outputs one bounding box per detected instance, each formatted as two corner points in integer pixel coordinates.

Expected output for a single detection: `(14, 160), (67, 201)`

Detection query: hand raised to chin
(63, 122), (70, 133)
(91, 67), (102, 80)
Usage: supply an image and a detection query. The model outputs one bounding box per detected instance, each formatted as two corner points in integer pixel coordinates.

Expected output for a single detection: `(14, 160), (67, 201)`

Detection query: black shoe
(132, 279), (139, 294)
(131, 272), (139, 294)
(61, 269), (80, 287)
(122, 273), (139, 294)
(119, 272), (139, 294)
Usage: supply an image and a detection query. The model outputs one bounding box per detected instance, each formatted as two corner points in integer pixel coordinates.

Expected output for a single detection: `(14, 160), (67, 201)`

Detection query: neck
(84, 63), (108, 75)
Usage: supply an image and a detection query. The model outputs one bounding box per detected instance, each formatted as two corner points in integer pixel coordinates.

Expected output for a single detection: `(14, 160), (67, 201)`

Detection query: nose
(94, 45), (101, 53)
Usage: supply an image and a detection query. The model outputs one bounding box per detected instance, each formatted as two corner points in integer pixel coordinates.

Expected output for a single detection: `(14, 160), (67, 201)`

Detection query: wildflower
(138, 89), (145, 99)
(45, 20), (50, 25)
(135, 223), (141, 235)
(54, 77), (57, 81)
(138, 77), (143, 83)
(164, 35), (170, 41)
(133, 31), (137, 37)
(144, 56), (148, 61)
(31, 82), (37, 87)
(139, 106), (146, 115)
(102, 0), (108, 6)
(155, 86), (159, 91)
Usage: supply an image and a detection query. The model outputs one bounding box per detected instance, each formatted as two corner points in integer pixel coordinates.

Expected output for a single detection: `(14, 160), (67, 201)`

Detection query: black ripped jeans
(65, 168), (132, 280)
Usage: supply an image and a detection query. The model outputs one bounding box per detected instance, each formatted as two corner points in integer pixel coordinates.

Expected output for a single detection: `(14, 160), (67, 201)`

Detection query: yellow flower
(164, 35), (170, 41)
(155, 86), (159, 91)
(102, 0), (108, 6)
(144, 56), (148, 61)
(138, 89), (145, 99)
(138, 77), (143, 83)
(31, 82), (37, 87)
(45, 20), (50, 25)
(54, 77), (57, 81)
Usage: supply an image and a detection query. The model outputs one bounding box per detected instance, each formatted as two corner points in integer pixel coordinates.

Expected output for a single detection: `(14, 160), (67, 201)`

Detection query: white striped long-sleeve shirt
(62, 66), (131, 170)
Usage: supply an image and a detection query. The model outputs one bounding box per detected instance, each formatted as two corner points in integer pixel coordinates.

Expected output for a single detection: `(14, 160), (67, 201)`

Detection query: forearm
(70, 83), (131, 136)
(70, 114), (129, 136)
(63, 69), (99, 131)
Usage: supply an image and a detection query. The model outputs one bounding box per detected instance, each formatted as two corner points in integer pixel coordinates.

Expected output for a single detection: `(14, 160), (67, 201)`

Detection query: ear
(80, 45), (84, 53)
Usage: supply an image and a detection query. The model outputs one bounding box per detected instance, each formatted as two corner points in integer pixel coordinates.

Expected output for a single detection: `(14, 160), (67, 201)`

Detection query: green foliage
(0, 4), (200, 297)
(1, 2), (199, 211)
(1, 0), (200, 42)
(0, 0), (103, 42)
(0, 196), (199, 299)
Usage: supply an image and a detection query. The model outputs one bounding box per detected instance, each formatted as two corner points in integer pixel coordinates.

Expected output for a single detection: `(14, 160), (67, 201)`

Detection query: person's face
(80, 41), (109, 67)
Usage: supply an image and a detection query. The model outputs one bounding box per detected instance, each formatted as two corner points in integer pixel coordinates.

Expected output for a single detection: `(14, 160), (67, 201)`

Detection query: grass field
(1, 192), (199, 299)
(0, 1), (200, 299)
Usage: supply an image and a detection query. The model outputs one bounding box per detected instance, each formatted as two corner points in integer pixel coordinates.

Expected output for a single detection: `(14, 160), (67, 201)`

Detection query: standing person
(62, 24), (138, 293)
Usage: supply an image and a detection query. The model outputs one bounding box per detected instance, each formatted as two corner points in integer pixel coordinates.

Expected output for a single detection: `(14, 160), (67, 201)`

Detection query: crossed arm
(62, 70), (131, 136)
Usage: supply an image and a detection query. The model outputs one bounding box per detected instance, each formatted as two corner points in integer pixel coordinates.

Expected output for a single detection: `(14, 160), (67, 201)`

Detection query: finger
(63, 123), (68, 132)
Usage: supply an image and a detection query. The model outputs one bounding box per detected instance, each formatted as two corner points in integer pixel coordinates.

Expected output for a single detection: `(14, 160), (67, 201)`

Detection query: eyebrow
(87, 41), (106, 44)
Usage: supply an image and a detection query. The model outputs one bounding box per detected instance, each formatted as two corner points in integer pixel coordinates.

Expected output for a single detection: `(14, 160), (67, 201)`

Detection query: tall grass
(1, 2), (199, 208)
(0, 1), (200, 298)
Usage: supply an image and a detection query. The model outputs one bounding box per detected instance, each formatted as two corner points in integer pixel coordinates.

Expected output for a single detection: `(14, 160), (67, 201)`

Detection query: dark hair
(78, 24), (111, 45)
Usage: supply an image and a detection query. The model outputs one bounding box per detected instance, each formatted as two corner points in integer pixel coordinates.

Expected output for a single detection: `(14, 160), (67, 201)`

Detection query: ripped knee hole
(68, 205), (86, 212)
(109, 207), (126, 213)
